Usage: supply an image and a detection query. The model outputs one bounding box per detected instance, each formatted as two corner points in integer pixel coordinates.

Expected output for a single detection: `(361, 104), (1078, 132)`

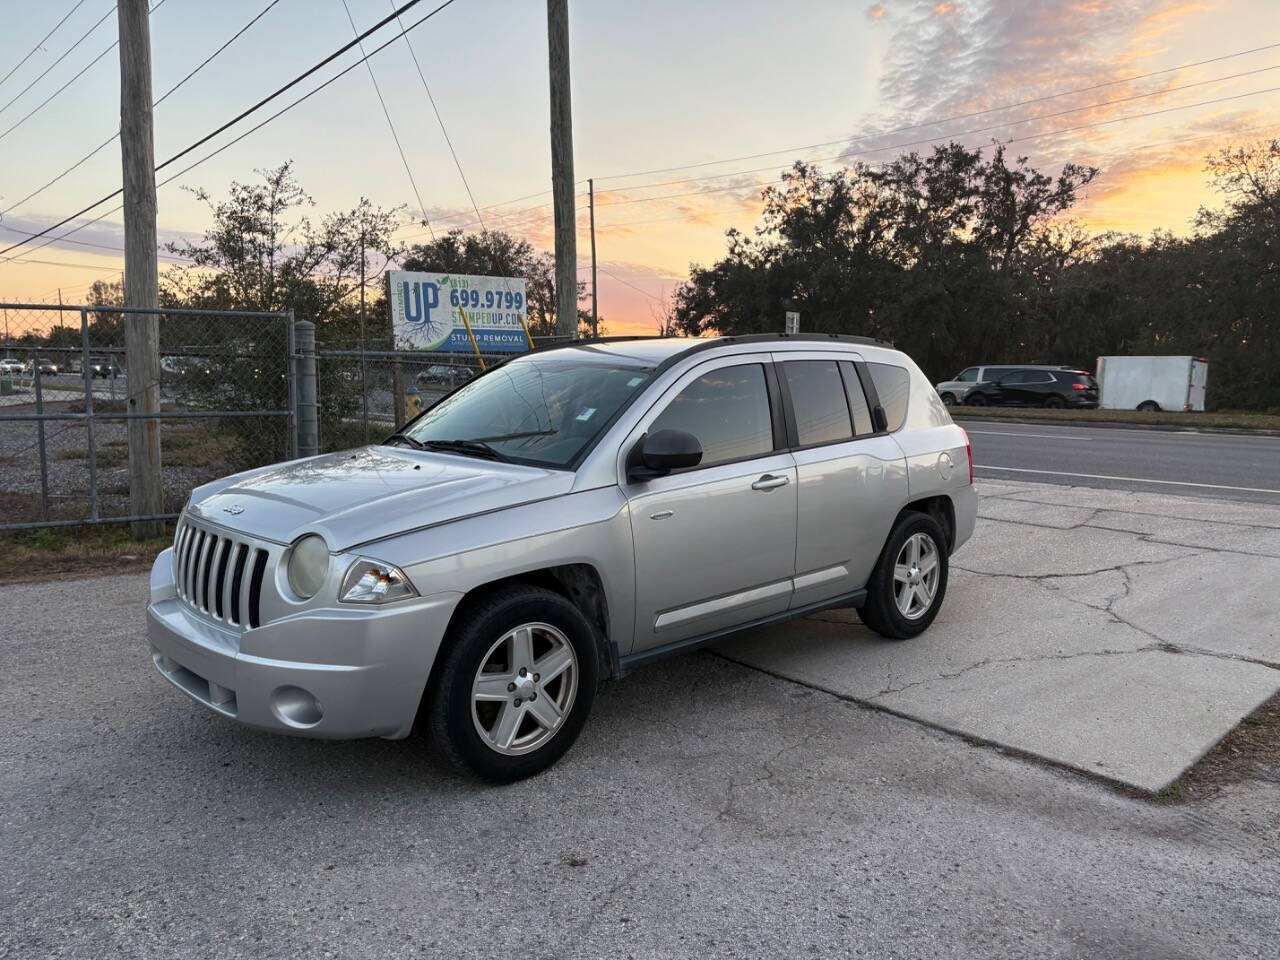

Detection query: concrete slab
(721, 481), (1280, 792)
(1113, 552), (1280, 665)
(958, 517), (1199, 578)
(1002, 483), (1280, 528)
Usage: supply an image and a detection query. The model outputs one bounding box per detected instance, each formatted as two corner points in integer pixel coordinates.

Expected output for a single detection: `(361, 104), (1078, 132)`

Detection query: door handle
(751, 474), (790, 491)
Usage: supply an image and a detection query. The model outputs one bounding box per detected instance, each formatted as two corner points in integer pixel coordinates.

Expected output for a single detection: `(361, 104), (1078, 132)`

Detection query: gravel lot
(3, 573), (1279, 959)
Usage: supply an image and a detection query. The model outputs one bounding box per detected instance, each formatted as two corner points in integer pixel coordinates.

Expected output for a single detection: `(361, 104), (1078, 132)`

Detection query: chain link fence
(0, 303), (292, 531)
(314, 336), (572, 451)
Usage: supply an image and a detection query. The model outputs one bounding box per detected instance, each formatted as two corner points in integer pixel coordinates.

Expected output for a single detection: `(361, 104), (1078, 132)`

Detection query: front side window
(783, 360), (852, 447)
(956, 367), (978, 383)
(867, 362), (911, 433)
(650, 364), (774, 467)
(401, 355), (652, 468)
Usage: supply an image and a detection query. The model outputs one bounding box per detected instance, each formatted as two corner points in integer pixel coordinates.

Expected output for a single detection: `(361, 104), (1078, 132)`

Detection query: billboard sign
(389, 270), (531, 353)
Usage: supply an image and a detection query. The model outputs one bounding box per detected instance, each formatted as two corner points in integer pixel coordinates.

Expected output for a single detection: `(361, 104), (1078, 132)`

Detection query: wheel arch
(898, 494), (956, 553)
(430, 563), (617, 696)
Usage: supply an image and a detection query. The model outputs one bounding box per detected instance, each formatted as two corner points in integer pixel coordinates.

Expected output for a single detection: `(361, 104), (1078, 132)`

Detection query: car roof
(531, 333), (894, 367)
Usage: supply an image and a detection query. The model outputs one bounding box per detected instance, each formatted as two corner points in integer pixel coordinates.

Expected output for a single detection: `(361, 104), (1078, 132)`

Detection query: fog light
(271, 685), (322, 727)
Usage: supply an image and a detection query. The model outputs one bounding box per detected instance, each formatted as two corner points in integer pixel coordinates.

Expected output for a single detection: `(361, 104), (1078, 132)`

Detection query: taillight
(1071, 382), (1088, 391)
(962, 429), (973, 484)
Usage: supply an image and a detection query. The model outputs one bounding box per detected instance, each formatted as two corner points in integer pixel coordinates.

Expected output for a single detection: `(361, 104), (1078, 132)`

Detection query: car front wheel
(427, 584), (599, 781)
(857, 512), (949, 639)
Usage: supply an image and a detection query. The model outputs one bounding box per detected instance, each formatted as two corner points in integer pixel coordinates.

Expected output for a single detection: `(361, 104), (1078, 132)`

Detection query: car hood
(186, 445), (574, 551)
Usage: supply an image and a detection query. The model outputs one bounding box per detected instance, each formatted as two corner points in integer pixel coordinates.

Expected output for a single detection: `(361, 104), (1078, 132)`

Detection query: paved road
(963, 418), (1280, 504)
(3, 572), (1279, 959)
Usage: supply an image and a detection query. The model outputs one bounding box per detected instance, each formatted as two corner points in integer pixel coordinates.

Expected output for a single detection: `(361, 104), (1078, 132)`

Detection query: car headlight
(287, 534), (329, 600)
(340, 559), (417, 604)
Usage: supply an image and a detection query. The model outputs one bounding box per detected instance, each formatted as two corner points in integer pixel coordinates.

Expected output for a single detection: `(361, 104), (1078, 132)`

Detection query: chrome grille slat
(172, 519), (273, 631)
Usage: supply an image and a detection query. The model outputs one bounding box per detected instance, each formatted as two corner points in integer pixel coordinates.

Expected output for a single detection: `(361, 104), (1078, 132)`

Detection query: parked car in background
(963, 366), (1098, 408)
(416, 363), (476, 390)
(147, 334), (976, 781)
(934, 365), (1022, 406)
(32, 358), (59, 376)
(0, 358), (24, 376)
(1095, 356), (1207, 412)
(87, 358), (119, 379)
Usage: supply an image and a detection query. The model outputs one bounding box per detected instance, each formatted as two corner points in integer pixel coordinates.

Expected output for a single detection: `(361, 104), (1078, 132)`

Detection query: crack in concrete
(953, 550), (1207, 583)
(989, 492), (1280, 532)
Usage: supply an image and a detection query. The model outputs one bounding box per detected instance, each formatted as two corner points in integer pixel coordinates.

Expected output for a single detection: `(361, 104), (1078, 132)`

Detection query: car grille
(173, 519), (271, 629)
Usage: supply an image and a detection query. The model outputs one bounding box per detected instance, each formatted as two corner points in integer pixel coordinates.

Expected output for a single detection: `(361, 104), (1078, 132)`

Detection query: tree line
(668, 140), (1280, 412)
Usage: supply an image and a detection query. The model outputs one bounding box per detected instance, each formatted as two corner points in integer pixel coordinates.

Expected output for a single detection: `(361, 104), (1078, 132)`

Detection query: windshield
(397, 354), (653, 468)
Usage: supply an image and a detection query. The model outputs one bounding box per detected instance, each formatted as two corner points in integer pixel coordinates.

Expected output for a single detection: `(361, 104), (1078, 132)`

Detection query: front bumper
(146, 548), (461, 739)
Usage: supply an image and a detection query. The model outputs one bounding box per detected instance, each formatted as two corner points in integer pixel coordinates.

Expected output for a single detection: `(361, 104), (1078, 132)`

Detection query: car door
(776, 353), (909, 608)
(623, 355), (797, 653)
(996, 368), (1033, 405)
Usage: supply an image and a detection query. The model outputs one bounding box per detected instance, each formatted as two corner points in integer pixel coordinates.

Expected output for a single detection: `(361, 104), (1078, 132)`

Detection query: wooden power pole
(588, 178), (598, 338)
(546, 0), (577, 338)
(118, 0), (163, 538)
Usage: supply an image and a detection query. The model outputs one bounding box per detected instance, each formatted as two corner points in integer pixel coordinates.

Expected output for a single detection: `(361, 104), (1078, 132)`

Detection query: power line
(589, 84), (1280, 211)
(341, 0), (435, 240)
(593, 64), (1280, 206)
(0, 0), (459, 260)
(390, 0), (484, 234)
(1, 0), (283, 217)
(0, 3), (116, 119)
(0, 0), (90, 90)
(592, 40), (1280, 183)
(0, 0), (171, 146)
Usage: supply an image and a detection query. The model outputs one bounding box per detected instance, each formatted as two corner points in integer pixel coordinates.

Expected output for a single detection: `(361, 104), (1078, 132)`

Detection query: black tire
(1042, 394), (1066, 409)
(965, 393), (988, 406)
(427, 584), (599, 782)
(856, 512), (949, 640)
(939, 392), (956, 407)
(1137, 400), (1160, 412)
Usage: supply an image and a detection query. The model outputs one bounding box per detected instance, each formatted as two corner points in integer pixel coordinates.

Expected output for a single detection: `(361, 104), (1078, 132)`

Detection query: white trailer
(1095, 355), (1208, 412)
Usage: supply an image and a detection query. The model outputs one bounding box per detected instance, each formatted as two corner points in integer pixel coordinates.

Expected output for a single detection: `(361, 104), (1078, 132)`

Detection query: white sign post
(785, 311), (800, 334)
(389, 270), (532, 354)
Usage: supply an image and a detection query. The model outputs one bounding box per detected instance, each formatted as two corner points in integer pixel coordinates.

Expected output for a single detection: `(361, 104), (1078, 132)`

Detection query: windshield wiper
(471, 429), (556, 443)
(418, 438), (511, 462)
(385, 433), (426, 450)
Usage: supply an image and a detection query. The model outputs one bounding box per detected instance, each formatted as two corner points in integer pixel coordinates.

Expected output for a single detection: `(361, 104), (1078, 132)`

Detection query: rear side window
(650, 364), (774, 467)
(839, 362), (873, 436)
(782, 361), (852, 446)
(982, 367), (1014, 382)
(867, 362), (910, 433)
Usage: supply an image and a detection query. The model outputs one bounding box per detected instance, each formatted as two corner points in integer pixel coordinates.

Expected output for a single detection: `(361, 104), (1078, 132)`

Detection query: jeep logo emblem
(222, 504), (245, 515)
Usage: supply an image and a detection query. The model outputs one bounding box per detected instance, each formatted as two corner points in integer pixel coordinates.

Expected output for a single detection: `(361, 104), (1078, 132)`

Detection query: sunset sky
(1, 0), (1277, 333)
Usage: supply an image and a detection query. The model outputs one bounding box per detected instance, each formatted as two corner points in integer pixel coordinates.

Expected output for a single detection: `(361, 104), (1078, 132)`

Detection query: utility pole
(546, 0), (577, 338)
(588, 178), (598, 338)
(118, 0), (163, 539)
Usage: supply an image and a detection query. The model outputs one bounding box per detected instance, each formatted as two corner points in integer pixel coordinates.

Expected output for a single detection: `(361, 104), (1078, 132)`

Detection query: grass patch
(0, 522), (173, 584)
(950, 405), (1280, 431)
(1158, 688), (1280, 803)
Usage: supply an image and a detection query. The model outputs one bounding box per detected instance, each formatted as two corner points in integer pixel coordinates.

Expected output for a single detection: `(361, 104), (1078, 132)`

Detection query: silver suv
(147, 335), (976, 780)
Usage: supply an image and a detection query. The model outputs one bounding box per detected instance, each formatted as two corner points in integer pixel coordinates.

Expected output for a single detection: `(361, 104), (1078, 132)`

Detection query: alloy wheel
(892, 532), (940, 620)
(470, 622), (579, 756)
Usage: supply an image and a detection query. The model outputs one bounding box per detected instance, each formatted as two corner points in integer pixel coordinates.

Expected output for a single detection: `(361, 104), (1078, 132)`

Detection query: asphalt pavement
(962, 418), (1280, 504)
(3, 571), (1279, 959)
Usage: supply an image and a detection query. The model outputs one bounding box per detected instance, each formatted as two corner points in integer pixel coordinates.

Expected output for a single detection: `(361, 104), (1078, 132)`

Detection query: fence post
(286, 311), (297, 459)
(33, 357), (49, 522)
(294, 319), (318, 458)
(80, 308), (99, 521)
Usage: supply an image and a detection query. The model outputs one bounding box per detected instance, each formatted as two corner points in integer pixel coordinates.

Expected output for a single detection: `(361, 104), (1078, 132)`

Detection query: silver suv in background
(147, 335), (977, 780)
(935, 363), (1078, 406)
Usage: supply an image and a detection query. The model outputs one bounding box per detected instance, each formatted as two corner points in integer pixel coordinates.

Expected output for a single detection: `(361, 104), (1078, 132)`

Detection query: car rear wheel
(1042, 394), (1066, 409)
(427, 584), (598, 781)
(965, 393), (988, 406)
(857, 512), (949, 640)
(1137, 400), (1160, 412)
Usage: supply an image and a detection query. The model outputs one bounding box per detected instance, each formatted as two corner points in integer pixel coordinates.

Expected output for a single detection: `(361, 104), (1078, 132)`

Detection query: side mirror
(627, 429), (702, 481)
(871, 405), (889, 433)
